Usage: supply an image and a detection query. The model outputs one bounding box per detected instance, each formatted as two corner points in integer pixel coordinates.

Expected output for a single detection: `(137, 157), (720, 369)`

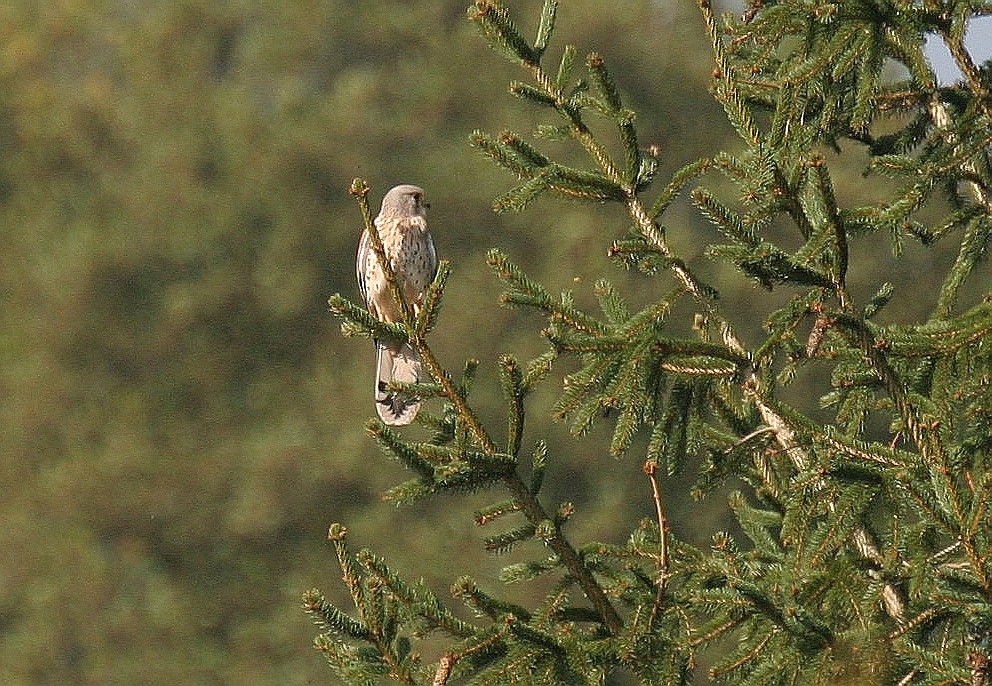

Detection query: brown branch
(501, 472), (623, 634)
(643, 460), (671, 628)
(432, 654), (456, 686)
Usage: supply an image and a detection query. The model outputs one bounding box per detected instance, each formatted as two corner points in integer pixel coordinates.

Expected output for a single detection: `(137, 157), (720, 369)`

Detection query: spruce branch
(938, 24), (992, 124)
(830, 312), (949, 464)
(358, 550), (478, 638)
(416, 341), (498, 454)
(368, 421), (437, 483)
(499, 468), (624, 633)
(923, 29), (992, 317)
(698, 0), (761, 148)
(452, 576), (533, 622)
(471, 1), (730, 326)
(739, 377), (909, 620)
(309, 524), (424, 686)
(469, 0), (541, 67)
(533, 0), (558, 58)
(328, 292), (406, 341)
(417, 261), (450, 339)
(498, 354), (525, 457)
(303, 587), (372, 642)
(431, 633), (505, 686)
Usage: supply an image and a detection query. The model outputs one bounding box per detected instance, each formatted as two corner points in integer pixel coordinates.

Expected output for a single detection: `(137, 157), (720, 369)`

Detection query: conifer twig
(500, 472), (623, 634)
(643, 460), (670, 626)
(939, 28), (992, 125)
(432, 653), (455, 686)
(431, 631), (504, 686)
(923, 28), (992, 320)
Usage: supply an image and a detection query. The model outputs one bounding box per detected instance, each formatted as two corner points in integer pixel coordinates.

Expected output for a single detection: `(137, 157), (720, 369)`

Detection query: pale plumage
(356, 184), (437, 425)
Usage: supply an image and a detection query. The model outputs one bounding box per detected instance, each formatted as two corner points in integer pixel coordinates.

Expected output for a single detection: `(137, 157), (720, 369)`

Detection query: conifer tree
(306, 1), (992, 684)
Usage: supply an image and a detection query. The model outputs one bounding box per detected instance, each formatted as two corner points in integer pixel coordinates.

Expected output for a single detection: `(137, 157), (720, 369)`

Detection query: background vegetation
(0, 1), (733, 684)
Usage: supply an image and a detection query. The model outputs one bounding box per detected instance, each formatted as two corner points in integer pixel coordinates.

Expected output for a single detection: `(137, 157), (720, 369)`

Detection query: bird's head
(381, 184), (428, 216)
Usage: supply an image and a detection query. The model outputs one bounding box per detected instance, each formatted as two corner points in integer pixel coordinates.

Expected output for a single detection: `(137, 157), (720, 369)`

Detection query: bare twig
(643, 460), (670, 627)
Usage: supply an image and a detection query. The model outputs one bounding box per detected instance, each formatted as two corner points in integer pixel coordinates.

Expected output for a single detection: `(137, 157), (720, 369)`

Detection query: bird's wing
(356, 229), (371, 307)
(426, 226), (439, 280)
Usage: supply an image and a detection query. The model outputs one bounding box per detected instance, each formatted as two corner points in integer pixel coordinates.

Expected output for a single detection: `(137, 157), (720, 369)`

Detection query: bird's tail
(374, 341), (424, 425)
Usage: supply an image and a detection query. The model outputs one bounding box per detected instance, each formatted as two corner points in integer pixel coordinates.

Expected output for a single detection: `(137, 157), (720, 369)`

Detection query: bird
(356, 184), (438, 425)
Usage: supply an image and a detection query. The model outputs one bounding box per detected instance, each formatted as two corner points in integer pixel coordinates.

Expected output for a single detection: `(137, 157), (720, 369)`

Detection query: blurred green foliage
(2, 0), (916, 683)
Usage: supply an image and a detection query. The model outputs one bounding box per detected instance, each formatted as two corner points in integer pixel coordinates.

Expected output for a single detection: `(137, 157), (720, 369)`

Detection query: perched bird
(356, 184), (438, 425)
